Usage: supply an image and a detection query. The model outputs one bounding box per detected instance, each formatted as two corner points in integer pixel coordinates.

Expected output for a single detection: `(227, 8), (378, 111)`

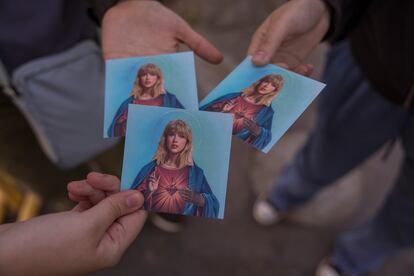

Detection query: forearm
(0, 222), (15, 234)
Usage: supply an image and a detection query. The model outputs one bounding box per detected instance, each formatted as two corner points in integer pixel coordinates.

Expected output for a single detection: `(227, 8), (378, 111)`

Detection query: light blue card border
(121, 105), (233, 219)
(104, 52), (198, 138)
(200, 56), (325, 153)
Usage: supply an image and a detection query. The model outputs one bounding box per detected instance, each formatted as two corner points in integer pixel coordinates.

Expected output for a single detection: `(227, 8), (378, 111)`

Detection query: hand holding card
(0, 173), (146, 276)
(102, 1), (222, 63)
(104, 52), (200, 138)
(247, 0), (329, 73)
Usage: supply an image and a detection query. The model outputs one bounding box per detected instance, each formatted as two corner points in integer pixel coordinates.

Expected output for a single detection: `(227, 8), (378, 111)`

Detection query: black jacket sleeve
(322, 0), (372, 42)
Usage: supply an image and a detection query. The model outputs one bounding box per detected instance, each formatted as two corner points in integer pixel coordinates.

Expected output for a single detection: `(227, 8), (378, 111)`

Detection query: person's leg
(267, 40), (408, 211)
(330, 111), (414, 275)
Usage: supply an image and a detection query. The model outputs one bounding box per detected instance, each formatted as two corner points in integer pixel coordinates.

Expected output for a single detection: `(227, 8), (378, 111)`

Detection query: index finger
(179, 189), (189, 196)
(86, 172), (121, 194)
(248, 18), (287, 66)
(176, 19), (223, 64)
(67, 180), (106, 205)
(244, 117), (253, 124)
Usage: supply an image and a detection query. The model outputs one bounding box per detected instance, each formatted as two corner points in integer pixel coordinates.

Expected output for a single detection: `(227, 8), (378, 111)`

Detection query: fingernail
(253, 51), (266, 63)
(126, 192), (142, 208)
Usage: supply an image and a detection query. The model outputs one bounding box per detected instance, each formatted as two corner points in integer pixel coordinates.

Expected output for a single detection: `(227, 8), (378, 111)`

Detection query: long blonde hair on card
(131, 63), (166, 98)
(241, 74), (284, 106)
(153, 120), (193, 168)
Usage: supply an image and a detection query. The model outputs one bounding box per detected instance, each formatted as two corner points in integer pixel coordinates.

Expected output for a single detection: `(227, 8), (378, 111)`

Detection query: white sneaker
(149, 213), (184, 233)
(252, 199), (282, 226)
(315, 259), (342, 276)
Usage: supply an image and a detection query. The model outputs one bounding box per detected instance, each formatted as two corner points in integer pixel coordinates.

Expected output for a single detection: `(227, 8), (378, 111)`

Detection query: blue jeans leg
(267, 40), (408, 211)
(331, 112), (414, 275)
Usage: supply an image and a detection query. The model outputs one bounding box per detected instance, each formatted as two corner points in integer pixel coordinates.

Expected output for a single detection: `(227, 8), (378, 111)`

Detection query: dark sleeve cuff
(321, 0), (342, 41)
(86, 0), (119, 25)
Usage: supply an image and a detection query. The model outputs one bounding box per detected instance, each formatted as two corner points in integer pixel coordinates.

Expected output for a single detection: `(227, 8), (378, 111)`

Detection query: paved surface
(96, 0), (414, 276)
(95, 1), (414, 275)
(2, 0), (413, 275)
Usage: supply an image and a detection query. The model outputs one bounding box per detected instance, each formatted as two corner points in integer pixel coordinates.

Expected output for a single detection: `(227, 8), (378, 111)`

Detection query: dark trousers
(268, 41), (414, 275)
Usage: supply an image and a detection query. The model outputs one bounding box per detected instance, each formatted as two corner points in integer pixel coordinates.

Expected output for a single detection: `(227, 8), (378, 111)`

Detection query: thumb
(176, 19), (223, 64)
(102, 209), (147, 259)
(85, 190), (144, 237)
(248, 19), (287, 66)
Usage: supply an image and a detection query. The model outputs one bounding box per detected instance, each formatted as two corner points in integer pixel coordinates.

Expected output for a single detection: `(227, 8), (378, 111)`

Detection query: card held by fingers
(200, 56), (325, 153)
(104, 52), (198, 138)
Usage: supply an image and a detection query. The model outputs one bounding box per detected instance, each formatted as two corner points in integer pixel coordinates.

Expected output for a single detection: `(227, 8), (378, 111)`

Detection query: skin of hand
(102, 0), (223, 63)
(117, 113), (128, 123)
(247, 0), (330, 75)
(234, 112), (245, 119)
(222, 100), (236, 112)
(243, 118), (261, 136)
(0, 173), (146, 276)
(179, 189), (205, 207)
(148, 171), (160, 192)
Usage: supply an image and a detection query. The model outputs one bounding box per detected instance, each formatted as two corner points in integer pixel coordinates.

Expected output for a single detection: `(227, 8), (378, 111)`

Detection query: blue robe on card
(131, 160), (219, 218)
(107, 91), (184, 137)
(200, 92), (274, 150)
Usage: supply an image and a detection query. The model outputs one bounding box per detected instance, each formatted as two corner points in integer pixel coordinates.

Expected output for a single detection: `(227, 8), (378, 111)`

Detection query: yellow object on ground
(0, 189), (6, 222)
(17, 191), (42, 222)
(0, 168), (43, 223)
(0, 169), (23, 213)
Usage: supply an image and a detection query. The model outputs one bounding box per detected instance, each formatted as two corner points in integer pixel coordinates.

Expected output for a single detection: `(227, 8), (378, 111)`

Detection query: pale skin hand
(0, 173), (147, 276)
(222, 100), (237, 112)
(247, 0), (331, 76)
(102, 0), (223, 63)
(2, 2), (224, 272)
(243, 118), (261, 136)
(179, 189), (205, 207)
(148, 170), (160, 192)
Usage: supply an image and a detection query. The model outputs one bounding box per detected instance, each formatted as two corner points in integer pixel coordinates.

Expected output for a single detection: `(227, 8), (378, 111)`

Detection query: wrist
(0, 222), (14, 234)
(103, 0), (159, 20)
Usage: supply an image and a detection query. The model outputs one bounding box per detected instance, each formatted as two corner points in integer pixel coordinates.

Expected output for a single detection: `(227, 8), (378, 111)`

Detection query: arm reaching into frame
(0, 173), (146, 275)
(102, 0), (223, 63)
(247, 0), (331, 76)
